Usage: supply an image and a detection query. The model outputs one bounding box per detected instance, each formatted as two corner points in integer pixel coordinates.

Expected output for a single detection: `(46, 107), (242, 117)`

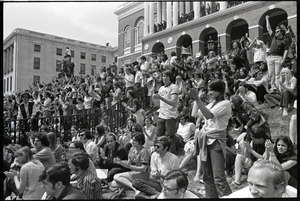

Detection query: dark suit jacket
(20, 102), (34, 119)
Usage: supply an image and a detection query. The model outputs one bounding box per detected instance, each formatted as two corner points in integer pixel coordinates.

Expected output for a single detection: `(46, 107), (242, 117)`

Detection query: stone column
(167, 2), (172, 28)
(162, 2), (166, 22)
(179, 2), (185, 16)
(4, 50), (7, 74)
(7, 47), (11, 73)
(157, 2), (162, 24)
(219, 1), (228, 10)
(193, 2), (200, 19)
(144, 2), (149, 36)
(149, 2), (154, 34)
(10, 45), (14, 72)
(185, 2), (190, 14)
(173, 2), (179, 26)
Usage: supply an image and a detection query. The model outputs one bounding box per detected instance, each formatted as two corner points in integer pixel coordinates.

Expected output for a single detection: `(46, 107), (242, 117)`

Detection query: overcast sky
(3, 1), (125, 47)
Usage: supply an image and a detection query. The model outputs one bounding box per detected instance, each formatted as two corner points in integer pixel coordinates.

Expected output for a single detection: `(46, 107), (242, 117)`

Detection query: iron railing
(4, 87), (151, 145)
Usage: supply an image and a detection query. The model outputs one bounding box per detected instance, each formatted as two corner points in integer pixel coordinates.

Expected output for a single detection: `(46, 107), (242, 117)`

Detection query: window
(10, 76), (12, 91)
(34, 57), (40, 70)
(81, 52), (86, 59)
(135, 20), (144, 46)
(33, 75), (40, 85)
(80, 63), (86, 74)
(56, 48), (62, 56)
(91, 65), (96, 76)
(56, 60), (61, 72)
(101, 56), (106, 63)
(91, 54), (96, 61)
(34, 44), (41, 52)
(71, 50), (75, 58)
(4, 79), (6, 93)
(124, 26), (131, 48)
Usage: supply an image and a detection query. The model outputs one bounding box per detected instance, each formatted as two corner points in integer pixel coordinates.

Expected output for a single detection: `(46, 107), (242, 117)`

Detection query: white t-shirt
(84, 139), (98, 162)
(125, 73), (134, 88)
(222, 185), (297, 198)
(158, 84), (179, 119)
(199, 99), (232, 145)
(150, 152), (179, 177)
(135, 70), (144, 84)
(140, 61), (150, 73)
(177, 122), (196, 142)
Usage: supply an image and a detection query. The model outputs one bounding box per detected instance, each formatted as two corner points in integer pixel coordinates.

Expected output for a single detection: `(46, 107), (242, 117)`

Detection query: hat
(208, 80), (225, 93)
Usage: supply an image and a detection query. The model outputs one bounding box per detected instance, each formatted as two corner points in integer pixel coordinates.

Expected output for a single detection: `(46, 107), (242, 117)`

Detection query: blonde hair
(16, 146), (33, 163)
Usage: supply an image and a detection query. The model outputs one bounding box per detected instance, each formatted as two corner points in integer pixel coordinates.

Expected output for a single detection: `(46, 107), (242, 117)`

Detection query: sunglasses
(79, 134), (85, 137)
(154, 144), (162, 149)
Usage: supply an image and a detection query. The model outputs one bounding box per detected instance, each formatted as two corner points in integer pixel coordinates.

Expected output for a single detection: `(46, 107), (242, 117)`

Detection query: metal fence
(4, 87), (151, 145)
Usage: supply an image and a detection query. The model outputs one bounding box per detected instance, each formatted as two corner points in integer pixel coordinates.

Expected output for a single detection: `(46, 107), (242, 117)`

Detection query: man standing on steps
(153, 70), (179, 154)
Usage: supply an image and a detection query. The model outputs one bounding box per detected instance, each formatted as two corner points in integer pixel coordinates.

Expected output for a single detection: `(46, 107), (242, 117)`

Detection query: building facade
(3, 28), (118, 95)
(115, 1), (297, 68)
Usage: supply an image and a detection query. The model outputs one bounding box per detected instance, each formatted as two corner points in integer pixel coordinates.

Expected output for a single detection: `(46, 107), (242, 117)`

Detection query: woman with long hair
(47, 132), (65, 163)
(188, 79), (232, 198)
(112, 133), (151, 196)
(264, 68), (297, 116)
(265, 135), (297, 188)
(4, 146), (45, 200)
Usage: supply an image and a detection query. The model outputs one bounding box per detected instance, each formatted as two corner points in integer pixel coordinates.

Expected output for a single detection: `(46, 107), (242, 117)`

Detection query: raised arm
(265, 15), (273, 36)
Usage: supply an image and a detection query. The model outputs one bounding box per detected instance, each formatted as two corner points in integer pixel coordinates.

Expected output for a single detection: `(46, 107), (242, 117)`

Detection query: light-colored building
(114, 1), (297, 68)
(3, 28), (118, 95)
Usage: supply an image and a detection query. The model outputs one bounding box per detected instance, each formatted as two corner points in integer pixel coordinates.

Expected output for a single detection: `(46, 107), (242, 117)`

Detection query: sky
(3, 1), (126, 47)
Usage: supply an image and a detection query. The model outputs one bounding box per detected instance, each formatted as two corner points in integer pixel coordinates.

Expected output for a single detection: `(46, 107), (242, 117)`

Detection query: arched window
(124, 26), (131, 49)
(135, 20), (144, 46)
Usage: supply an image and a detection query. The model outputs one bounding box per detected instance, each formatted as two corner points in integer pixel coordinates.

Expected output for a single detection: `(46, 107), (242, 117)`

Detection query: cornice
(4, 28), (115, 52)
(115, 2), (144, 20)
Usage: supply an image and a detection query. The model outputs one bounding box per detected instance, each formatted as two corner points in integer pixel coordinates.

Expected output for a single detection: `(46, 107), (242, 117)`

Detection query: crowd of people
(3, 16), (297, 199)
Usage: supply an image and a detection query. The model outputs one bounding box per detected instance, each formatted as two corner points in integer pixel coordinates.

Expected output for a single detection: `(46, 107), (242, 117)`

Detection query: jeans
(264, 93), (281, 108)
(281, 88), (297, 108)
(201, 140), (232, 198)
(156, 117), (177, 154)
(267, 55), (283, 90)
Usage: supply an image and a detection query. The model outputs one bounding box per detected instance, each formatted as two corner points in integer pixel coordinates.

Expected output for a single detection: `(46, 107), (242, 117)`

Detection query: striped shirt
(77, 169), (102, 199)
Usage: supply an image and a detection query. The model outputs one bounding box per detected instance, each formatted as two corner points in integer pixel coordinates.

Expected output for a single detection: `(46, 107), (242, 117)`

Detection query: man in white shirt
(153, 70), (179, 154)
(140, 56), (150, 74)
(236, 84), (258, 107)
(222, 160), (297, 198)
(133, 136), (179, 199)
(79, 130), (98, 163)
